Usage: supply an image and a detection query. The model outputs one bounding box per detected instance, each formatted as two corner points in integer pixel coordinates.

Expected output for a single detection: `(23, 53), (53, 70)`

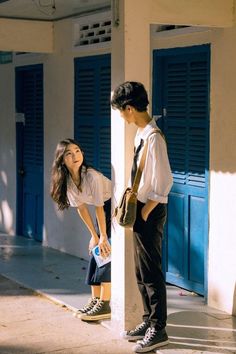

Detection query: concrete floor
(0, 233), (235, 354)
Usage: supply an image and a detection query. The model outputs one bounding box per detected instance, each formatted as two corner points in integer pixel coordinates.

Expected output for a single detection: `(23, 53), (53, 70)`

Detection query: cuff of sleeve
(95, 203), (105, 207)
(147, 192), (168, 204)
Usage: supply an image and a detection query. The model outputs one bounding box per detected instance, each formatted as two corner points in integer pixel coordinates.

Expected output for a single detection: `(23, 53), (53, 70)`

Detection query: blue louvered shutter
(164, 54), (208, 189)
(74, 55), (111, 178)
(153, 46), (210, 295)
(16, 64), (44, 241)
(23, 69), (44, 169)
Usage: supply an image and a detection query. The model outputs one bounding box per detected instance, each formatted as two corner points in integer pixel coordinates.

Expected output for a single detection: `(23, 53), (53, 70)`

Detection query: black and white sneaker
(73, 297), (98, 318)
(121, 321), (149, 341)
(80, 299), (111, 321)
(132, 327), (169, 352)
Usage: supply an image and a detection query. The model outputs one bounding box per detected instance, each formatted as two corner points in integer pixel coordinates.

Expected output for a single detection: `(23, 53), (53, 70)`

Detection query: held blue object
(92, 240), (111, 268)
(94, 246), (100, 257)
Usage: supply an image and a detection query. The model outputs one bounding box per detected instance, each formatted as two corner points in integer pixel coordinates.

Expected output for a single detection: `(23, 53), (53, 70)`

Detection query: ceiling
(0, 0), (111, 21)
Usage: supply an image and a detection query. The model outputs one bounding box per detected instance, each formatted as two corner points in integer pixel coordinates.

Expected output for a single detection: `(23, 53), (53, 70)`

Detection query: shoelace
(129, 321), (147, 334)
(140, 327), (156, 345)
(79, 297), (97, 312)
(87, 300), (104, 314)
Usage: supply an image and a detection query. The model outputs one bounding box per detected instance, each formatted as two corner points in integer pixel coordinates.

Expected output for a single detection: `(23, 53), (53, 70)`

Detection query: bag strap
(132, 128), (164, 193)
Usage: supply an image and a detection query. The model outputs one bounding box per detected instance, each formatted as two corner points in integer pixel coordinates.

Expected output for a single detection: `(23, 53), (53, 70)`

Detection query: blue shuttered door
(74, 54), (111, 178)
(153, 45), (210, 295)
(16, 65), (44, 242)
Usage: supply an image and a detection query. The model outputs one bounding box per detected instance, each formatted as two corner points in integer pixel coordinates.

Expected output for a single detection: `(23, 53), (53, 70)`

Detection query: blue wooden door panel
(74, 54), (111, 178)
(189, 196), (205, 285)
(16, 65), (44, 242)
(153, 45), (210, 295)
(23, 193), (34, 236)
(167, 192), (185, 278)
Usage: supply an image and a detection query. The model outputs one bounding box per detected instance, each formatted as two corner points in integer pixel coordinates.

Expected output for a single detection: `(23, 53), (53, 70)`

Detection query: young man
(111, 82), (173, 353)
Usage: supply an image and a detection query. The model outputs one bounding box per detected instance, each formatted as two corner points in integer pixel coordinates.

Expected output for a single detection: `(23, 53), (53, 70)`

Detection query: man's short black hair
(111, 81), (149, 112)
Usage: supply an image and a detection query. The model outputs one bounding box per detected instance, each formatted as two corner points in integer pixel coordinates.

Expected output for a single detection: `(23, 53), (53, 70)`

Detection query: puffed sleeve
(147, 133), (173, 203)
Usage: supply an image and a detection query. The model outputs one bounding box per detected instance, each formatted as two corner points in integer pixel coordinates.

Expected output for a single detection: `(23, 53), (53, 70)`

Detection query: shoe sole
(81, 313), (111, 321)
(133, 339), (169, 353)
(126, 335), (144, 342)
(73, 312), (85, 319)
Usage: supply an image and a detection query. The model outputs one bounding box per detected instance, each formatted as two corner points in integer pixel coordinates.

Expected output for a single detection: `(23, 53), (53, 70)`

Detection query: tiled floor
(0, 233), (235, 353)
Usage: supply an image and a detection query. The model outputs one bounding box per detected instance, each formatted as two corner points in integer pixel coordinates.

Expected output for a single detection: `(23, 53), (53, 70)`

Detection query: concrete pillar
(110, 0), (151, 332)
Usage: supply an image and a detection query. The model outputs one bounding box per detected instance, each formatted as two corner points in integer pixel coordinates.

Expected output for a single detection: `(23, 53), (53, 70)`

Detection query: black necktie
(131, 139), (144, 185)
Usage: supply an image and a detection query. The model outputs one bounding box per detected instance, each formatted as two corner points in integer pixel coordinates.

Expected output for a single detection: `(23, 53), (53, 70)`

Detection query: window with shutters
(163, 54), (209, 188)
(74, 54), (111, 178)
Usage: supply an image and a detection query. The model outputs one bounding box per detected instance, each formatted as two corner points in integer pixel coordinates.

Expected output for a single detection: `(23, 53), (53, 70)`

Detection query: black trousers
(133, 200), (167, 330)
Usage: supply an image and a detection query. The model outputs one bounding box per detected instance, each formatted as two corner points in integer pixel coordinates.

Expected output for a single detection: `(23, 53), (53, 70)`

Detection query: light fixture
(32, 0), (56, 16)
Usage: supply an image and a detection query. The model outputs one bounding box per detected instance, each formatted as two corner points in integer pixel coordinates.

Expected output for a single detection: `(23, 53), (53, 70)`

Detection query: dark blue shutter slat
(99, 65), (111, 117)
(74, 55), (111, 178)
(167, 124), (187, 184)
(188, 59), (208, 187)
(23, 69), (43, 168)
(76, 68), (96, 117)
(76, 126), (95, 164)
(99, 126), (111, 177)
(165, 56), (208, 188)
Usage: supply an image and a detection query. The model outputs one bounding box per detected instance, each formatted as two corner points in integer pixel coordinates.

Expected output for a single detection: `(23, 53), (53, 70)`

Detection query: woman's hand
(88, 236), (99, 255)
(98, 236), (111, 259)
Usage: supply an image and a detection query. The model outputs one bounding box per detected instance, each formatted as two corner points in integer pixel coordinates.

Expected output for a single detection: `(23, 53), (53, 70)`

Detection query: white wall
(208, 26), (236, 315)
(0, 65), (15, 235)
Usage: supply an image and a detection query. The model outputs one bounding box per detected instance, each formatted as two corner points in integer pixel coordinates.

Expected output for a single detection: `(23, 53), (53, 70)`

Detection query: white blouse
(131, 118), (173, 204)
(67, 168), (111, 207)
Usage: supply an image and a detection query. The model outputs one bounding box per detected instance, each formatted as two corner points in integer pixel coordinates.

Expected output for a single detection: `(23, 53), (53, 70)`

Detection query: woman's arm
(95, 206), (111, 258)
(77, 204), (99, 253)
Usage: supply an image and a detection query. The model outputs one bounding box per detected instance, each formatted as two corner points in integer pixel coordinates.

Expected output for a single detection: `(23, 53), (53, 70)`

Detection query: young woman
(50, 138), (111, 321)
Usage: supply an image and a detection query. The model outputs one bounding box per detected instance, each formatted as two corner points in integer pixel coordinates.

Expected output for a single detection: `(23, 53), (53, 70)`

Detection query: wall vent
(73, 11), (111, 49)
(151, 25), (211, 39)
(154, 25), (189, 33)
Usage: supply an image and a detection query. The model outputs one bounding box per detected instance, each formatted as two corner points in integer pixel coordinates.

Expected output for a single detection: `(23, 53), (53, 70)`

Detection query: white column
(110, 0), (151, 332)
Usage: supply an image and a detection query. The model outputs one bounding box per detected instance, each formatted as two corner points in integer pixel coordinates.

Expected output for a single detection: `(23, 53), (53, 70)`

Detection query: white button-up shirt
(67, 168), (111, 207)
(131, 118), (173, 204)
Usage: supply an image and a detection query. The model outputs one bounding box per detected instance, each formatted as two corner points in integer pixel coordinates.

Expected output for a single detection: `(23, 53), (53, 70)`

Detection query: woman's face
(63, 143), (84, 173)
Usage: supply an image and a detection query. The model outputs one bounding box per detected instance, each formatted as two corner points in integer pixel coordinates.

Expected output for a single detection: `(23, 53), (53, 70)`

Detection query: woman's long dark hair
(50, 138), (89, 210)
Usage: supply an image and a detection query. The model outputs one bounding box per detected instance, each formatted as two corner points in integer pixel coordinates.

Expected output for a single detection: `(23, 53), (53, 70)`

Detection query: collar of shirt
(68, 166), (86, 189)
(135, 118), (157, 146)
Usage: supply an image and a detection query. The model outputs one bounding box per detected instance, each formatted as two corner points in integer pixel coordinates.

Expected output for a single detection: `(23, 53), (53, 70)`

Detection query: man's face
(119, 106), (135, 124)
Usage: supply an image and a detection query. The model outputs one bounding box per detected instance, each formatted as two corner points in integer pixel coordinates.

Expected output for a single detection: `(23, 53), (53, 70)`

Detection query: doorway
(153, 45), (210, 295)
